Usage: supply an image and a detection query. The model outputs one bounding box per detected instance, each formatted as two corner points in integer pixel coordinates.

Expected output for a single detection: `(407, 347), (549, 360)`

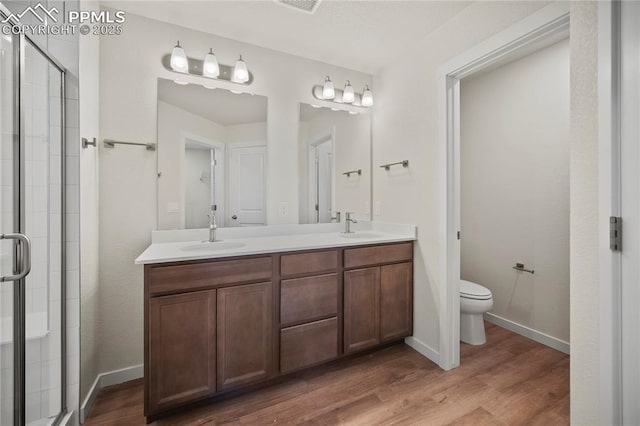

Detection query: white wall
(78, 1), (100, 412)
(460, 39), (570, 343)
(569, 1), (601, 423)
(98, 10), (371, 374)
(372, 0), (550, 361)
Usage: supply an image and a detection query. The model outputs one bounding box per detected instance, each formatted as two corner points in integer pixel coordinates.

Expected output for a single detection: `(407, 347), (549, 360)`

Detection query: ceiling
(102, 1), (471, 74)
(157, 79), (268, 126)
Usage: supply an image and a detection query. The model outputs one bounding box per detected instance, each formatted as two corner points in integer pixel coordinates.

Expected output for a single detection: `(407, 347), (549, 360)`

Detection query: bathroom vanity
(136, 227), (415, 422)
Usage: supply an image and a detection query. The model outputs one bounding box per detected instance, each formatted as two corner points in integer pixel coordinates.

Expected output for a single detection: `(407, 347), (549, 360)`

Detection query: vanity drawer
(147, 257), (272, 295)
(344, 242), (413, 269)
(280, 317), (338, 373)
(280, 274), (338, 325)
(280, 250), (338, 277)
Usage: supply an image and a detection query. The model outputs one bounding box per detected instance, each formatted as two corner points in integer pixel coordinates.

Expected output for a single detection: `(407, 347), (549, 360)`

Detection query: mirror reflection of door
(229, 144), (267, 226)
(184, 137), (225, 228)
(309, 135), (334, 223)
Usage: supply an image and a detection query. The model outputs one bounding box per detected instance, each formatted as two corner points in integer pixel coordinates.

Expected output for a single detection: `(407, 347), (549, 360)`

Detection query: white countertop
(135, 222), (416, 265)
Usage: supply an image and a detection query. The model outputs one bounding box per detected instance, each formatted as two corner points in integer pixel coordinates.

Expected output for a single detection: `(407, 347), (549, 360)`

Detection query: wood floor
(85, 322), (569, 425)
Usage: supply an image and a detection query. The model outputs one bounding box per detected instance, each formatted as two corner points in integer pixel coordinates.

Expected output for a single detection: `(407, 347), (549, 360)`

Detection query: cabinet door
(148, 290), (216, 414)
(217, 282), (273, 390)
(380, 262), (413, 342)
(344, 267), (380, 354)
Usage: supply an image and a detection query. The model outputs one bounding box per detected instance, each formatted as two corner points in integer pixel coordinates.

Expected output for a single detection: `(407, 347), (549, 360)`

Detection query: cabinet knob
(232, 215), (238, 220)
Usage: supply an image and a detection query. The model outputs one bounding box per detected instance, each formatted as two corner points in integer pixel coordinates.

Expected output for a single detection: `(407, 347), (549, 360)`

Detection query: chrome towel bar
(104, 139), (156, 151)
(380, 160), (409, 170)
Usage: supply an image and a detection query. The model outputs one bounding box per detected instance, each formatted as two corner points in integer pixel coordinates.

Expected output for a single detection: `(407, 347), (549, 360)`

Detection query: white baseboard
(79, 364), (143, 424)
(484, 312), (570, 354)
(404, 336), (440, 365)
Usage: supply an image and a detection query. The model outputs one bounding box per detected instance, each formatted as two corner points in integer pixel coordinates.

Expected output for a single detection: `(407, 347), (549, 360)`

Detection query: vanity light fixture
(342, 80), (354, 103)
(233, 55), (249, 83)
(164, 42), (253, 87)
(322, 76), (335, 99)
(170, 40), (188, 73)
(361, 85), (374, 107)
(203, 48), (220, 78)
(311, 78), (373, 111)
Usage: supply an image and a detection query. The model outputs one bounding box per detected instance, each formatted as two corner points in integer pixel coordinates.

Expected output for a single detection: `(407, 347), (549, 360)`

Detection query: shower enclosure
(0, 7), (67, 426)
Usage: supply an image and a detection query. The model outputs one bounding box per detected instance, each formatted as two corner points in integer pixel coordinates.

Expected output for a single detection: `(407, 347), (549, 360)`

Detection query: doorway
(0, 11), (67, 426)
(437, 3), (570, 369)
(308, 133), (334, 224)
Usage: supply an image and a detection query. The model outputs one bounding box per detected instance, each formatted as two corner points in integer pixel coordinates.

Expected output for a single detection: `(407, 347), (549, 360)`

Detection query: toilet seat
(460, 280), (492, 300)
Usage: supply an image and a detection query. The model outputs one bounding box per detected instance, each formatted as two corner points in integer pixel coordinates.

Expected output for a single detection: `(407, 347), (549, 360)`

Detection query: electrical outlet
(278, 202), (289, 218)
(374, 201), (382, 216)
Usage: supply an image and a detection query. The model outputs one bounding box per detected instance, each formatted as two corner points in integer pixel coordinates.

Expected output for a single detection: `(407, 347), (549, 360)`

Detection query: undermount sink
(339, 232), (384, 239)
(181, 241), (246, 252)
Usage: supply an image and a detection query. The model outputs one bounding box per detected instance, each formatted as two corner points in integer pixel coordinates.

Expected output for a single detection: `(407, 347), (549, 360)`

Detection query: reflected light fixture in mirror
(203, 48), (220, 78)
(361, 85), (374, 107)
(170, 40), (188, 73)
(343, 80), (354, 103)
(233, 55), (249, 83)
(322, 76), (335, 99)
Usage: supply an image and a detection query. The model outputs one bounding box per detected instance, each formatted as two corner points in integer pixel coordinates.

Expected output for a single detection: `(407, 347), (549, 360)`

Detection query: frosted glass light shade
(361, 85), (374, 107)
(342, 80), (354, 103)
(170, 41), (188, 73)
(203, 48), (220, 78)
(233, 55), (249, 83)
(322, 76), (335, 99)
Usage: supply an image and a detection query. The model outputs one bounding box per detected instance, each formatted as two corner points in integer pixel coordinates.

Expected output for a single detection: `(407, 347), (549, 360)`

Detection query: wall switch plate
(278, 202), (289, 218)
(374, 201), (382, 216)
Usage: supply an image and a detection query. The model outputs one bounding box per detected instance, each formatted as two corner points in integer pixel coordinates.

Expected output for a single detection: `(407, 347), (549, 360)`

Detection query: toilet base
(460, 312), (487, 345)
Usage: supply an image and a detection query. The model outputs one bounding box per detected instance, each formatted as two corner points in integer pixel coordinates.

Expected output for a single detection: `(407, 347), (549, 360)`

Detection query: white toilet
(460, 280), (494, 345)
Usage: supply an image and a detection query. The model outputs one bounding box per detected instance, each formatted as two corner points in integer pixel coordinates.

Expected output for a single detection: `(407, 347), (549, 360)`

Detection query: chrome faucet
(343, 212), (357, 234)
(208, 207), (218, 242)
(330, 211), (341, 223)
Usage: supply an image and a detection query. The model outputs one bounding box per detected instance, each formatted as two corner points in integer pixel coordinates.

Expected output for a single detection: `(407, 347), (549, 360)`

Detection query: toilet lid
(460, 280), (492, 300)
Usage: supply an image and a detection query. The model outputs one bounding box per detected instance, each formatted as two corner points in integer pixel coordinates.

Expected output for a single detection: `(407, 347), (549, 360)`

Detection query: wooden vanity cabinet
(144, 241), (413, 422)
(343, 243), (413, 354)
(216, 282), (273, 390)
(147, 290), (216, 415)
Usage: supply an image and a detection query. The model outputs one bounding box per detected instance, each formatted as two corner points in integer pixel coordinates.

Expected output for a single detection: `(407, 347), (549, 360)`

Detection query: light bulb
(203, 48), (220, 78)
(342, 80), (354, 104)
(233, 55), (249, 83)
(170, 41), (188, 73)
(361, 85), (374, 107)
(322, 76), (335, 100)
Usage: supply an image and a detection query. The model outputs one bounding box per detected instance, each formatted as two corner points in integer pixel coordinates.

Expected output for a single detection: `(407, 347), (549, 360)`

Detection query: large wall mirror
(157, 78), (268, 229)
(298, 104), (371, 224)
(156, 79), (372, 230)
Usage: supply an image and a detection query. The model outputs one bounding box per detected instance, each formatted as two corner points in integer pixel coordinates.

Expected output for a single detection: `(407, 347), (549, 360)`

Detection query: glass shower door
(23, 40), (64, 426)
(0, 23), (65, 426)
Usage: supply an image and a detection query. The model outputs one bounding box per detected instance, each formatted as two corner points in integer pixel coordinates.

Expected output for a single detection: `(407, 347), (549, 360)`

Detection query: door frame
(307, 129), (335, 223)
(604, 1), (637, 423)
(436, 2), (570, 371)
(182, 132), (226, 226)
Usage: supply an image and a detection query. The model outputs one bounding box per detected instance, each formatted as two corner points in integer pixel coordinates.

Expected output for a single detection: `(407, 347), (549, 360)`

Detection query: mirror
(157, 78), (268, 229)
(156, 79), (373, 230)
(298, 104), (371, 224)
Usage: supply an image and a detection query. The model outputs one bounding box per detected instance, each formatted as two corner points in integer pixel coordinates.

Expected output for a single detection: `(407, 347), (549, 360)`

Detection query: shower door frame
(1, 4), (68, 425)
